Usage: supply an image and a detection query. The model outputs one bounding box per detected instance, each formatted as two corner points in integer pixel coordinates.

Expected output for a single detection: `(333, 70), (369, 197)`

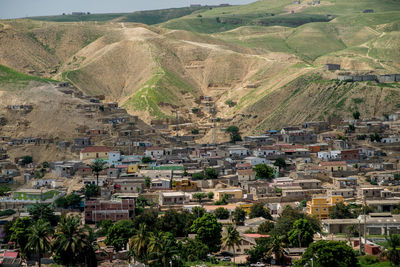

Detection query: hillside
(29, 6), (211, 24)
(0, 0), (400, 139)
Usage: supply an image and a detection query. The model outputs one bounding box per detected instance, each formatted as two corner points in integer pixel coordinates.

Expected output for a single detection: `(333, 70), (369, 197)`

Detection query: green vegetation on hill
(123, 69), (196, 118)
(163, 12), (331, 34)
(30, 7), (208, 25)
(0, 65), (56, 91)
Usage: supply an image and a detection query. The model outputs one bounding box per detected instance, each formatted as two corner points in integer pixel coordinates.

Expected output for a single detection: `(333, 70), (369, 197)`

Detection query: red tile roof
(81, 146), (111, 153)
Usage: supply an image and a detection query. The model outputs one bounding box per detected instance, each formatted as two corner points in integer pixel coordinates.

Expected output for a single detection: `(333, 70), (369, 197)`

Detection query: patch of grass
(123, 68), (196, 118)
(352, 98), (365, 104)
(27, 32), (55, 54)
(0, 65), (56, 91)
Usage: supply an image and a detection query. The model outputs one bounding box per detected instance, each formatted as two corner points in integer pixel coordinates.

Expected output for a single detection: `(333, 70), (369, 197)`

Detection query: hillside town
(2, 97), (400, 265)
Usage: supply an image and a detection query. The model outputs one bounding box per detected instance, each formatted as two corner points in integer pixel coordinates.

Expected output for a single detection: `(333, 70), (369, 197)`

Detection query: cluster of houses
(2, 79), (400, 263)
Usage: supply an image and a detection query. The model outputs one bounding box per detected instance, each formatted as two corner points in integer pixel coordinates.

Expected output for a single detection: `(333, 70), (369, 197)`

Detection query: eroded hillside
(1, 0), (400, 139)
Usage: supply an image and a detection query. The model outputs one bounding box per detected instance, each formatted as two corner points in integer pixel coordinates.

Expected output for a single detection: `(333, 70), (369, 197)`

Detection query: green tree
(204, 168), (218, 179)
(88, 159), (107, 186)
(274, 158), (287, 169)
(106, 219), (135, 251)
(207, 192), (214, 200)
(254, 164), (275, 180)
(288, 219), (315, 247)
(144, 176), (151, 188)
(85, 184), (100, 199)
(271, 205), (320, 243)
(9, 217), (32, 251)
(28, 203), (58, 225)
(370, 133), (382, 142)
(193, 192), (207, 203)
(295, 240), (359, 267)
(247, 237), (271, 263)
(0, 186), (11, 196)
(232, 207), (246, 226)
(222, 225), (242, 263)
(141, 157), (152, 164)
(386, 234), (400, 267)
(148, 231), (179, 266)
(22, 155), (33, 165)
(191, 206), (206, 219)
(26, 219), (53, 267)
(214, 194), (228, 205)
(53, 216), (86, 266)
(96, 219), (113, 237)
(190, 213), (222, 253)
(178, 238), (208, 262)
(226, 125), (242, 143)
(268, 235), (287, 265)
(258, 221), (275, 234)
(158, 209), (193, 237)
(129, 223), (149, 263)
(353, 111), (360, 120)
(215, 207), (230, 220)
(55, 194), (81, 209)
(191, 129), (199, 134)
(192, 172), (205, 180)
(250, 203), (272, 219)
(329, 202), (354, 219)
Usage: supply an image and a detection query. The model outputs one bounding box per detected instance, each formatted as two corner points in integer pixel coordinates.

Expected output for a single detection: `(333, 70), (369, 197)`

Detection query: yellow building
(306, 195), (344, 220)
(172, 179), (197, 191)
(214, 188), (243, 201)
(127, 164), (138, 173)
(237, 202), (253, 214)
(80, 146), (111, 161)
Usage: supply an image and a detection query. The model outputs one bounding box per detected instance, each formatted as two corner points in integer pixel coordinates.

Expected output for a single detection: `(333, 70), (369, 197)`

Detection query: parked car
(221, 257), (231, 261)
(250, 262), (265, 267)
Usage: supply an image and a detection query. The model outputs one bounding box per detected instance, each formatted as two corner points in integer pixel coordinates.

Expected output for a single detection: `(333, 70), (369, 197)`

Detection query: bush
(225, 99), (236, 107)
(191, 129), (199, 135)
(0, 209), (15, 217)
(359, 255), (379, 265)
(192, 108), (200, 113)
(21, 156), (33, 165)
(192, 172), (205, 180)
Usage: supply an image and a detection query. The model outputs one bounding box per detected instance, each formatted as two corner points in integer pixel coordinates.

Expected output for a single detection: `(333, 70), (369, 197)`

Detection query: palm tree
(222, 225), (242, 263)
(267, 235), (286, 266)
(53, 216), (85, 266)
(386, 234), (400, 267)
(81, 225), (99, 267)
(129, 223), (149, 263)
(148, 231), (178, 267)
(88, 159), (107, 187)
(26, 219), (53, 267)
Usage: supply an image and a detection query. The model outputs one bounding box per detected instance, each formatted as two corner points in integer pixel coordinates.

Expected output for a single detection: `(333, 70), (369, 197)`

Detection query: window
(315, 208), (319, 211)
(323, 208), (327, 211)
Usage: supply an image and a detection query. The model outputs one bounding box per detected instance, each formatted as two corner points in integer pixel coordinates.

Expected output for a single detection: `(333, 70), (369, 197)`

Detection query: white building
(228, 146), (249, 157)
(145, 147), (164, 158)
(244, 156), (268, 166)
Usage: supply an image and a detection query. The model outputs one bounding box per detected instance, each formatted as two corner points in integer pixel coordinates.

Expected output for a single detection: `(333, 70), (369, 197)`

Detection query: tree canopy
(190, 213), (222, 253)
(249, 203), (272, 220)
(295, 240), (358, 267)
(254, 164), (275, 180)
(288, 219), (315, 247)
